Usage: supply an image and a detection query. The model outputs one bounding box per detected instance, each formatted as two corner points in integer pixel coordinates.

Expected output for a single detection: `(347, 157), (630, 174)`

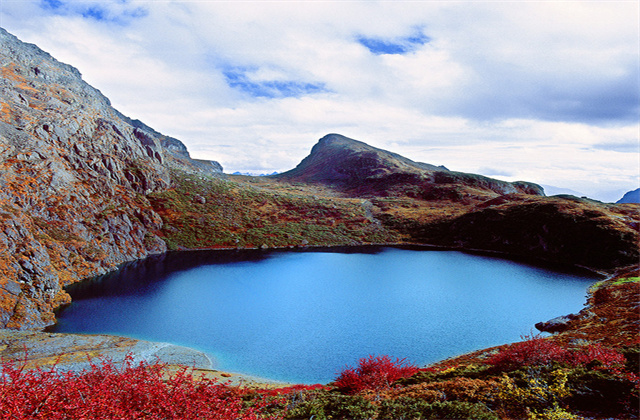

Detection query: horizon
(1, 1), (638, 202)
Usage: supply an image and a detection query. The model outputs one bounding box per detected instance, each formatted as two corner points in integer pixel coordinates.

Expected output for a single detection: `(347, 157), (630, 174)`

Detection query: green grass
(589, 276), (639, 293)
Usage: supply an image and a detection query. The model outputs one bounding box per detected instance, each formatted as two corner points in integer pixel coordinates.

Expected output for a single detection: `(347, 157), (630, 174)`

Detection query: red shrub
(0, 355), (273, 419)
(487, 335), (570, 370)
(487, 335), (630, 375)
(570, 343), (626, 370)
(333, 355), (418, 394)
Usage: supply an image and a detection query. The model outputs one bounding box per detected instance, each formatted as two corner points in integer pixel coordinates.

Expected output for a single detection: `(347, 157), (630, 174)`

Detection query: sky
(1, 1), (638, 202)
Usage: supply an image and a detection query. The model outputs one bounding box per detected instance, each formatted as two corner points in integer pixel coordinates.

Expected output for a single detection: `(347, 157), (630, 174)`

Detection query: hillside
(272, 135), (638, 271)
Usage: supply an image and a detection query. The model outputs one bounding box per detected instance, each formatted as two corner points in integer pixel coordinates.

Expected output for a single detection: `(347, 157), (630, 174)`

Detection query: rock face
(0, 28), (222, 329)
(276, 134), (544, 201)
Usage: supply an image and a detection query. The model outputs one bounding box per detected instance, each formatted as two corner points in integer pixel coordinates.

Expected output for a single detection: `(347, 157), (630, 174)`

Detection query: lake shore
(0, 330), (290, 388)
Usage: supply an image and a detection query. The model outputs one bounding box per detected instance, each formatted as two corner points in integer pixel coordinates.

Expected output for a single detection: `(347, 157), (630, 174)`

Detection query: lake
(51, 246), (596, 384)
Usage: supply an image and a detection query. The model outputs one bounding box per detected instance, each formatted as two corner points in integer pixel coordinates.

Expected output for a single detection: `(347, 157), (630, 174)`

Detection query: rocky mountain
(616, 188), (640, 204)
(0, 28), (221, 329)
(275, 134), (543, 202)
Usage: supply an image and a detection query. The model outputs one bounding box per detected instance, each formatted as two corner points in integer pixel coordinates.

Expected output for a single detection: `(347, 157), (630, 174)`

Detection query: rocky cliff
(0, 28), (221, 329)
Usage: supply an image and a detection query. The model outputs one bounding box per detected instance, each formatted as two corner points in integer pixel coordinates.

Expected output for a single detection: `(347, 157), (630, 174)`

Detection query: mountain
(541, 184), (586, 198)
(0, 27), (221, 328)
(0, 27), (637, 420)
(275, 134), (543, 201)
(616, 188), (640, 204)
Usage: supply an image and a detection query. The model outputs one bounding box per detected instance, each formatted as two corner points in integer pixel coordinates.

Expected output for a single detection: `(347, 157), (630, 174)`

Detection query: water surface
(52, 247), (596, 383)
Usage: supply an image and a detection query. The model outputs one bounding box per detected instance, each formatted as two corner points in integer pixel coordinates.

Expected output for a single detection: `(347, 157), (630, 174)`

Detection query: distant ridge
(617, 188), (640, 204)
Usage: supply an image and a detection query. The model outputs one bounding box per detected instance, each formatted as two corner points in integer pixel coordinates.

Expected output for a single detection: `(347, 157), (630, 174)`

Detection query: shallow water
(51, 247), (596, 384)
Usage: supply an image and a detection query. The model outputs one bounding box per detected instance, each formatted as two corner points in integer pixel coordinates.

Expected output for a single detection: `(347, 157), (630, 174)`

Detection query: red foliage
(569, 342), (626, 370)
(487, 335), (570, 370)
(488, 334), (629, 374)
(0, 355), (274, 419)
(333, 355), (418, 394)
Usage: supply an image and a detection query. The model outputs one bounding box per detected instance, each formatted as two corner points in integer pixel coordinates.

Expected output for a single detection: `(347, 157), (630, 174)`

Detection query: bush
(566, 368), (639, 417)
(496, 368), (572, 417)
(487, 335), (569, 371)
(569, 342), (626, 371)
(333, 354), (419, 394)
(0, 356), (270, 419)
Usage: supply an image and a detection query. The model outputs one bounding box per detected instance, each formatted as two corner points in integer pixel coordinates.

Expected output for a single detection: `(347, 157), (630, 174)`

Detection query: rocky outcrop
(0, 28), (222, 329)
(535, 313), (580, 333)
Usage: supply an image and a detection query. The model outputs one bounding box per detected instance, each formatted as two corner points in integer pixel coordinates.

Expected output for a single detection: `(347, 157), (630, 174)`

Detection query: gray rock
(535, 313), (580, 333)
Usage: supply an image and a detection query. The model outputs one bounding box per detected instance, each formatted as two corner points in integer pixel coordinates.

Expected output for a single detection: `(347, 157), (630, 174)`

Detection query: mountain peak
(277, 133), (445, 184)
(276, 134), (542, 200)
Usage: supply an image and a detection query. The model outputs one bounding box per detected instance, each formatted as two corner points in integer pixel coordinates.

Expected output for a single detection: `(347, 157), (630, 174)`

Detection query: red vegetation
(0, 355), (274, 420)
(487, 334), (570, 370)
(487, 334), (628, 373)
(570, 342), (626, 370)
(333, 354), (418, 394)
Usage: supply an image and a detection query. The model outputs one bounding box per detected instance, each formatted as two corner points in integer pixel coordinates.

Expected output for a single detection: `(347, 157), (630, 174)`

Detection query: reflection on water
(52, 246), (597, 384)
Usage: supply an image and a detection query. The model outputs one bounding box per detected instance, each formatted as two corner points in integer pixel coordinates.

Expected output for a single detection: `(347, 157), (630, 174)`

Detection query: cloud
(432, 2), (640, 124)
(0, 0), (638, 201)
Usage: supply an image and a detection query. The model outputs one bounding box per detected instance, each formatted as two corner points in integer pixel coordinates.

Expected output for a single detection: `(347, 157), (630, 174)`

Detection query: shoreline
(0, 330), (291, 388)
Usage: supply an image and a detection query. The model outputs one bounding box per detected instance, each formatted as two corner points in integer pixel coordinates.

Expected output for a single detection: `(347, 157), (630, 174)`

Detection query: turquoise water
(51, 247), (596, 384)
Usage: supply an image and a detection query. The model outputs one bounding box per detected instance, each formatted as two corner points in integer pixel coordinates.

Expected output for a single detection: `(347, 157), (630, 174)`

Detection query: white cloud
(1, 0), (638, 201)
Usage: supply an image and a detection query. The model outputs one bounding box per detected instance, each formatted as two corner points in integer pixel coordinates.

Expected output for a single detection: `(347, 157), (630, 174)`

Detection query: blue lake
(51, 246), (596, 384)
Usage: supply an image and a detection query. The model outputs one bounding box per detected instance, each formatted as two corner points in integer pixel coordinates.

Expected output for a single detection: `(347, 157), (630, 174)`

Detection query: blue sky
(1, 0), (638, 201)
(358, 30), (431, 55)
